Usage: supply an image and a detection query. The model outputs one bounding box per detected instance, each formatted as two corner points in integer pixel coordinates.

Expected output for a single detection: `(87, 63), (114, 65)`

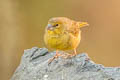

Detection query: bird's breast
(44, 31), (81, 50)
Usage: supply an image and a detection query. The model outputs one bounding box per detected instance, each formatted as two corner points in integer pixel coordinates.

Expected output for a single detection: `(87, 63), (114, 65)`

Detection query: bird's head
(46, 17), (89, 33)
(46, 17), (71, 33)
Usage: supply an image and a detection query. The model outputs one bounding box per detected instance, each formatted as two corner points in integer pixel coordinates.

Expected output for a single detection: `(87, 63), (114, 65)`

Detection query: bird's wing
(66, 21), (80, 37)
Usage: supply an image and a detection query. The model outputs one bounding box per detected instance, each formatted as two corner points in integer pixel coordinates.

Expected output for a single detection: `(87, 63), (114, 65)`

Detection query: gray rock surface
(11, 47), (120, 80)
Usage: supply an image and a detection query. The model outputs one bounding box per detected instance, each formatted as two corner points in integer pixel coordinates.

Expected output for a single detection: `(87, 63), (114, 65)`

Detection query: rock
(11, 47), (120, 80)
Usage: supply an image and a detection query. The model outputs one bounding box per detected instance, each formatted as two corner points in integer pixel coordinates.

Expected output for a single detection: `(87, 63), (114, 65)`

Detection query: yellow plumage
(44, 17), (88, 63)
(44, 17), (88, 52)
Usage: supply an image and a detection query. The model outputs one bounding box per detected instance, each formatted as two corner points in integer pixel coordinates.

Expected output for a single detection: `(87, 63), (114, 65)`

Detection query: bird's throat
(48, 28), (63, 35)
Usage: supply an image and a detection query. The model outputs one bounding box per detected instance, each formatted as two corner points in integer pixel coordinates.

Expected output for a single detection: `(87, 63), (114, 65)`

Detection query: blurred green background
(0, 0), (120, 80)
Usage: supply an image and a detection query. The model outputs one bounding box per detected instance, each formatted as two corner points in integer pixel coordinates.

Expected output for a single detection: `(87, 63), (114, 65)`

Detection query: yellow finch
(44, 17), (89, 63)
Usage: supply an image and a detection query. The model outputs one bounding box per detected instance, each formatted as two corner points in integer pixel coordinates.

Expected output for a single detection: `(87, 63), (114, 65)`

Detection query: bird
(44, 17), (89, 64)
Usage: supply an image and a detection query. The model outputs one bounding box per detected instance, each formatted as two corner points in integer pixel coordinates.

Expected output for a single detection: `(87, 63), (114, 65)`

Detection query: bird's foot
(48, 51), (74, 64)
(68, 53), (77, 58)
(48, 51), (69, 64)
(48, 50), (78, 64)
(48, 52), (61, 64)
(61, 53), (77, 58)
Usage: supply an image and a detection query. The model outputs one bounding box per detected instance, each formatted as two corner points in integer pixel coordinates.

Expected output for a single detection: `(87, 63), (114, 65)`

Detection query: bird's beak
(47, 24), (53, 31)
(79, 22), (89, 28)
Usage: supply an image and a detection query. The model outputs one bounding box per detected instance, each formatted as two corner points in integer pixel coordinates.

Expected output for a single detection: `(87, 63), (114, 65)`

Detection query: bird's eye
(53, 24), (59, 27)
(55, 24), (59, 26)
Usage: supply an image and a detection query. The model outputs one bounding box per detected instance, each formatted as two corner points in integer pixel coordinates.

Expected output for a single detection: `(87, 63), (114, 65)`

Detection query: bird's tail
(77, 22), (89, 28)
